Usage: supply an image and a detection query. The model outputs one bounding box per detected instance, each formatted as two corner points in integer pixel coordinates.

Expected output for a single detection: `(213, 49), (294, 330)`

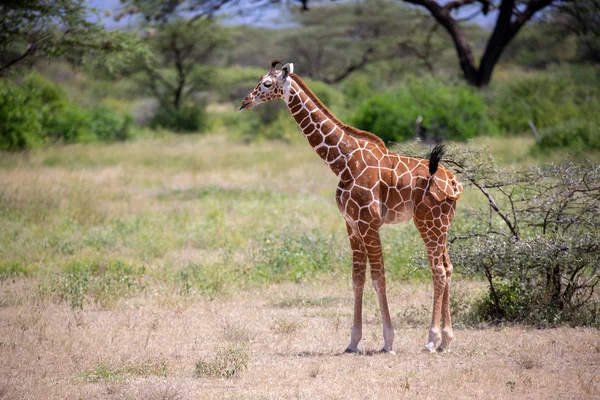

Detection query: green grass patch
(83, 359), (168, 382)
(0, 260), (30, 281)
(49, 259), (145, 309)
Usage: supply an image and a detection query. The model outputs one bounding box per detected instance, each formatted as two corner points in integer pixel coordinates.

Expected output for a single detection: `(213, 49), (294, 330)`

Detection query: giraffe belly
(382, 202), (414, 224)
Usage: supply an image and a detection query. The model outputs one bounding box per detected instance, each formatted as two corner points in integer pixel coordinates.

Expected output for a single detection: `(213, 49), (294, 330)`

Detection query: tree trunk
(402, 0), (555, 88)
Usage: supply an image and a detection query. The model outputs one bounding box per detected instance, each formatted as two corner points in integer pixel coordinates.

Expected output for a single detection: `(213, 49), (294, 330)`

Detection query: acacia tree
(110, 18), (229, 112)
(282, 1), (448, 83)
(403, 0), (557, 86)
(0, 0), (129, 74)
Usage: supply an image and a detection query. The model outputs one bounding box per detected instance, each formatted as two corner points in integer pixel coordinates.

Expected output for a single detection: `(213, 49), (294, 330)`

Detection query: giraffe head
(239, 60), (294, 110)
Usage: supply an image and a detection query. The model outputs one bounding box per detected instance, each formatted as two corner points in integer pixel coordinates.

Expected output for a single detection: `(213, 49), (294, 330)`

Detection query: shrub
(445, 148), (600, 327)
(150, 104), (208, 133)
(0, 73), (135, 150)
(89, 106), (133, 142)
(51, 259), (145, 309)
(490, 65), (600, 135)
(490, 75), (579, 134)
(194, 345), (248, 378)
(531, 119), (600, 154)
(351, 78), (495, 143)
(47, 104), (95, 143)
(0, 80), (44, 151)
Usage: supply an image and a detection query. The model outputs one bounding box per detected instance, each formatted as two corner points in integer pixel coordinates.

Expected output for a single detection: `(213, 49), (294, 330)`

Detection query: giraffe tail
(428, 145), (445, 176)
(428, 145), (463, 201)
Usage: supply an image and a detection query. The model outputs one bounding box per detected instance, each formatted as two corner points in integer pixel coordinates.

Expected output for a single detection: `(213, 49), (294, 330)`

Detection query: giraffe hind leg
(414, 215), (452, 353)
(437, 249), (454, 351)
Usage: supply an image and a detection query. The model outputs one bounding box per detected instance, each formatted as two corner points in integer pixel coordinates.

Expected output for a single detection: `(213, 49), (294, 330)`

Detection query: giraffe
(240, 61), (463, 353)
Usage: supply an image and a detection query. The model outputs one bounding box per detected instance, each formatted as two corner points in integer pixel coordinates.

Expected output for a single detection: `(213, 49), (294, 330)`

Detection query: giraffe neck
(285, 78), (361, 175)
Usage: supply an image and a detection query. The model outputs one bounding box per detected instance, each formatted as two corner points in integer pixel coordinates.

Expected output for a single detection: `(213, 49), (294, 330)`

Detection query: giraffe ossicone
(241, 61), (463, 354)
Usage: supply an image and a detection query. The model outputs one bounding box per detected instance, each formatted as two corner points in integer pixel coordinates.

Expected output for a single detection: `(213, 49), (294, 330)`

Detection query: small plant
(51, 259), (145, 309)
(83, 359), (168, 382)
(176, 263), (224, 298)
(0, 261), (30, 282)
(270, 318), (303, 335)
(194, 345), (248, 378)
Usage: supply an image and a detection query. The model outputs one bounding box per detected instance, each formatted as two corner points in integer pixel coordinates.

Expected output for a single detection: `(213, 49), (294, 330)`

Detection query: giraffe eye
(263, 81), (272, 88)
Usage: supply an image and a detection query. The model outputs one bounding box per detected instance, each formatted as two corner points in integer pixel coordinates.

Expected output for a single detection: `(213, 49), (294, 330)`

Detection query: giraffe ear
(279, 63), (294, 81)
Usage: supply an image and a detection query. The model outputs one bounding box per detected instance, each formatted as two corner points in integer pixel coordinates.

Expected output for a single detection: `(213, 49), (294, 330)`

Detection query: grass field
(1, 134), (599, 399)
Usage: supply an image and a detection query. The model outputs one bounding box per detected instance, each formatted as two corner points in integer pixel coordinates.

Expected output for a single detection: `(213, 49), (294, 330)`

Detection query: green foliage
(351, 78), (494, 143)
(150, 104), (208, 133)
(47, 104), (95, 143)
(0, 79), (44, 150)
(490, 65), (600, 134)
(448, 150), (600, 327)
(50, 259), (145, 309)
(252, 231), (346, 283)
(0, 73), (134, 150)
(502, 22), (577, 68)
(176, 263), (225, 297)
(0, 0), (107, 72)
(532, 120), (600, 154)
(89, 106), (134, 142)
(0, 260), (30, 281)
(341, 74), (376, 110)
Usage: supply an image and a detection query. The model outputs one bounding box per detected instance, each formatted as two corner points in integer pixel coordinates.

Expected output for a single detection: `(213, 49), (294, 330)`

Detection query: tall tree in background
(283, 1), (448, 83)
(143, 19), (230, 110)
(555, 0), (600, 62)
(403, 0), (557, 86)
(118, 0), (588, 87)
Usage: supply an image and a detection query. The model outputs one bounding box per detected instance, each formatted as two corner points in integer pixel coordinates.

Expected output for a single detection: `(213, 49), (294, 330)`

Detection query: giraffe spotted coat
(241, 61), (463, 353)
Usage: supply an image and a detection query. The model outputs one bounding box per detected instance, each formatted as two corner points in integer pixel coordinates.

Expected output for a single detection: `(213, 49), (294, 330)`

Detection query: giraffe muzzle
(239, 101), (252, 111)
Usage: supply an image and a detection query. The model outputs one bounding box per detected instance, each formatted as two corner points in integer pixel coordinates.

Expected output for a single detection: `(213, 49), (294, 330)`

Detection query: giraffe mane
(290, 74), (387, 148)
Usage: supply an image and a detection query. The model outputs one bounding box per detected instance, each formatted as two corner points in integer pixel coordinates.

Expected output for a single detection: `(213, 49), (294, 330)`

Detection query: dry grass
(1, 134), (599, 399)
(0, 281), (599, 399)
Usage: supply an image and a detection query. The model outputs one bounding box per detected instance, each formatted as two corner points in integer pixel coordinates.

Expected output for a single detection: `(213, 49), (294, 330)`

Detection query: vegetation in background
(351, 78), (495, 142)
(0, 73), (133, 150)
(0, 0), (139, 74)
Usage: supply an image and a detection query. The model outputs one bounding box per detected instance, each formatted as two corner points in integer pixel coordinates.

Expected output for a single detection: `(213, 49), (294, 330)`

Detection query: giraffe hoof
(379, 348), (396, 355)
(424, 342), (436, 353)
(344, 347), (360, 354)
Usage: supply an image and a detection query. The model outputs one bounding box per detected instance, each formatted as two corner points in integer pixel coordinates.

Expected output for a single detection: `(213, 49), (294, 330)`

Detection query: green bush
(532, 120), (600, 154)
(47, 104), (95, 143)
(0, 80), (44, 151)
(490, 65), (600, 135)
(89, 106), (133, 142)
(0, 73), (135, 150)
(490, 75), (579, 134)
(351, 78), (495, 143)
(150, 104), (208, 133)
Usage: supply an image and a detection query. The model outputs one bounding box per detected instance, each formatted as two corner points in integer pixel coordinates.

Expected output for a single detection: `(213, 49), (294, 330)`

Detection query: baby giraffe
(240, 61), (462, 353)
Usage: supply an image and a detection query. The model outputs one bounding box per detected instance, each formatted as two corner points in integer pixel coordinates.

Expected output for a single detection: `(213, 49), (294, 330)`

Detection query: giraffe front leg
(362, 228), (395, 354)
(345, 223), (366, 354)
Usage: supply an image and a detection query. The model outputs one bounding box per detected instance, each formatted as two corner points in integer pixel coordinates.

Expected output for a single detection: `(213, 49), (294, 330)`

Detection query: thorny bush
(413, 145), (600, 327)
